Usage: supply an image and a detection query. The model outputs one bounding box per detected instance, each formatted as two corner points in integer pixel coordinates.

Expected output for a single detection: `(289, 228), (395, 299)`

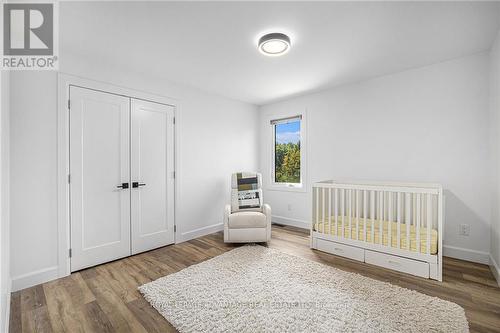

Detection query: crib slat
(322, 188), (326, 234)
(371, 190), (375, 243)
(356, 190), (360, 240)
(335, 188), (338, 237)
(363, 190), (367, 242)
(352, 189), (356, 239)
(426, 194), (432, 255)
(341, 189), (345, 238)
(416, 193), (421, 253)
(328, 188), (332, 236)
(379, 191), (383, 245)
(348, 190), (352, 239)
(387, 192), (392, 247)
(397, 192), (401, 249)
(315, 187), (319, 228)
(406, 193), (411, 250)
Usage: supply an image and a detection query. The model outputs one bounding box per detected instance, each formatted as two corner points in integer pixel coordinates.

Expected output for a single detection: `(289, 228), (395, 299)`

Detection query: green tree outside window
(274, 120), (300, 183)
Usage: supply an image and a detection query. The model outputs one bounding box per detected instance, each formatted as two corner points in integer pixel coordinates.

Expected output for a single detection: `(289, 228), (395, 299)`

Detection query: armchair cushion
(228, 211), (267, 229)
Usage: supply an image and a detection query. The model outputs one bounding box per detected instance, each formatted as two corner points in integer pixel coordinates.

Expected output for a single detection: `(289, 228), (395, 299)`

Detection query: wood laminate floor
(9, 225), (500, 333)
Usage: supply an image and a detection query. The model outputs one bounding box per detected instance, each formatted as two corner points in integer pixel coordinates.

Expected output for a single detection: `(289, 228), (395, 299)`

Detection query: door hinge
(68, 174), (71, 183)
(69, 248), (72, 258)
(174, 225), (177, 232)
(68, 100), (71, 110)
(172, 171), (175, 179)
(173, 117), (175, 125)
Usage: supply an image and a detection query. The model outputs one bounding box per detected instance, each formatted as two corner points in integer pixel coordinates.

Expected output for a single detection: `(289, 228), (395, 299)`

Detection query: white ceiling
(60, 1), (500, 105)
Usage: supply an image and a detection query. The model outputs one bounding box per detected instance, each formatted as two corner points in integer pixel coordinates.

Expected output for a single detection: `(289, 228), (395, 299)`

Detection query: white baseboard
(11, 266), (59, 292)
(5, 288), (10, 333)
(443, 245), (490, 264)
(490, 255), (500, 287)
(176, 223), (223, 243)
(271, 215), (309, 230)
(2, 279), (11, 333)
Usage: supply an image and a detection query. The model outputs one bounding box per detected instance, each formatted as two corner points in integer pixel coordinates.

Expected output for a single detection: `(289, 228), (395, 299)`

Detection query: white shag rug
(139, 245), (469, 333)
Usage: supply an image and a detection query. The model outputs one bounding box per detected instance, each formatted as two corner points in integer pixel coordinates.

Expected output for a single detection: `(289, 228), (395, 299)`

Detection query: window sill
(267, 183), (307, 193)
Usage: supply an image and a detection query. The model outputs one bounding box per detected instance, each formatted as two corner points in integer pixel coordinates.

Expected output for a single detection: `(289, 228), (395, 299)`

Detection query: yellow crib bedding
(314, 216), (438, 255)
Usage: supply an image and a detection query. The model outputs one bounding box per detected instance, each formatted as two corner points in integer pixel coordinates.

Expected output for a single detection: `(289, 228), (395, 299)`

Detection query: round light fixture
(258, 33), (291, 56)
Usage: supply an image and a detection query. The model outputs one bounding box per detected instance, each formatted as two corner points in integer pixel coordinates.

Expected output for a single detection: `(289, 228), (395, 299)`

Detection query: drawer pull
(387, 260), (401, 266)
(315, 239), (364, 262)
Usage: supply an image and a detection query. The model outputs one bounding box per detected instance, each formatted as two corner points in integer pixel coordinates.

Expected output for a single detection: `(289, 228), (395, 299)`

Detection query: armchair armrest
(263, 204), (272, 241)
(224, 204), (232, 227)
(262, 204), (271, 226)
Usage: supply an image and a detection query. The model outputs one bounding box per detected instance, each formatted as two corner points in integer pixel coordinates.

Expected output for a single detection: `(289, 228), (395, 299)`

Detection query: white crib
(311, 180), (443, 281)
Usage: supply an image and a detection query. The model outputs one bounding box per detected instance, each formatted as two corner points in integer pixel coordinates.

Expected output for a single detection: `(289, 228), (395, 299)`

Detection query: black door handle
(117, 182), (129, 189)
(132, 182), (146, 188)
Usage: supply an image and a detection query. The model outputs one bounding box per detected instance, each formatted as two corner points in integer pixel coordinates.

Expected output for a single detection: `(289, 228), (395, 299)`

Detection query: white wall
(260, 53), (491, 262)
(10, 72), (59, 290)
(9, 52), (259, 291)
(1, 71), (11, 331)
(489, 30), (500, 284)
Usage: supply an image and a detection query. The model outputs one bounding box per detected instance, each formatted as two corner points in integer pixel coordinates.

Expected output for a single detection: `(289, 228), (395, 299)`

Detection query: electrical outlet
(459, 224), (470, 236)
(287, 204), (292, 211)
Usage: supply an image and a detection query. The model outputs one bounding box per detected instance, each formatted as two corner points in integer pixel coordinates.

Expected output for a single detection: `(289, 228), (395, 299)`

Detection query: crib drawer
(315, 239), (364, 262)
(365, 250), (429, 278)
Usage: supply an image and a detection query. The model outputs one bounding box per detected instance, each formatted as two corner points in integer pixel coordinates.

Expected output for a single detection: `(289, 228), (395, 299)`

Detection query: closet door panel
(131, 99), (175, 254)
(69, 86), (131, 271)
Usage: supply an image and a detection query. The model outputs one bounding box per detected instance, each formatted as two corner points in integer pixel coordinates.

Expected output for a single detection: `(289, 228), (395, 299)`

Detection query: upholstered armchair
(224, 172), (271, 243)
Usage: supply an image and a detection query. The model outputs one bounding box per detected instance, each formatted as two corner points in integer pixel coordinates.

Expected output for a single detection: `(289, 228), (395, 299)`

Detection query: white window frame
(268, 111), (307, 192)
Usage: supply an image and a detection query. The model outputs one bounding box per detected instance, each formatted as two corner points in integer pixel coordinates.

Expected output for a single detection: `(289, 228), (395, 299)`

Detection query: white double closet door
(69, 86), (175, 272)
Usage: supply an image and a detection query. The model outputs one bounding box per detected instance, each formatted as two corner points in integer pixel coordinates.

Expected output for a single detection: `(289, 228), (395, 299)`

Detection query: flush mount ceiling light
(258, 33), (291, 56)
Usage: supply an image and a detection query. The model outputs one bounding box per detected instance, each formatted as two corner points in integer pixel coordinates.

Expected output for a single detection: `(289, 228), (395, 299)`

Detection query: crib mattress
(313, 216), (438, 255)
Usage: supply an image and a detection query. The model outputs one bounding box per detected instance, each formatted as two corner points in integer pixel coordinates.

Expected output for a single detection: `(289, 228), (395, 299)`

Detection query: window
(271, 115), (303, 189)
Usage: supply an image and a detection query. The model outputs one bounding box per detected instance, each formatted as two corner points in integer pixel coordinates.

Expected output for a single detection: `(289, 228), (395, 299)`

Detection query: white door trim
(57, 73), (180, 278)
